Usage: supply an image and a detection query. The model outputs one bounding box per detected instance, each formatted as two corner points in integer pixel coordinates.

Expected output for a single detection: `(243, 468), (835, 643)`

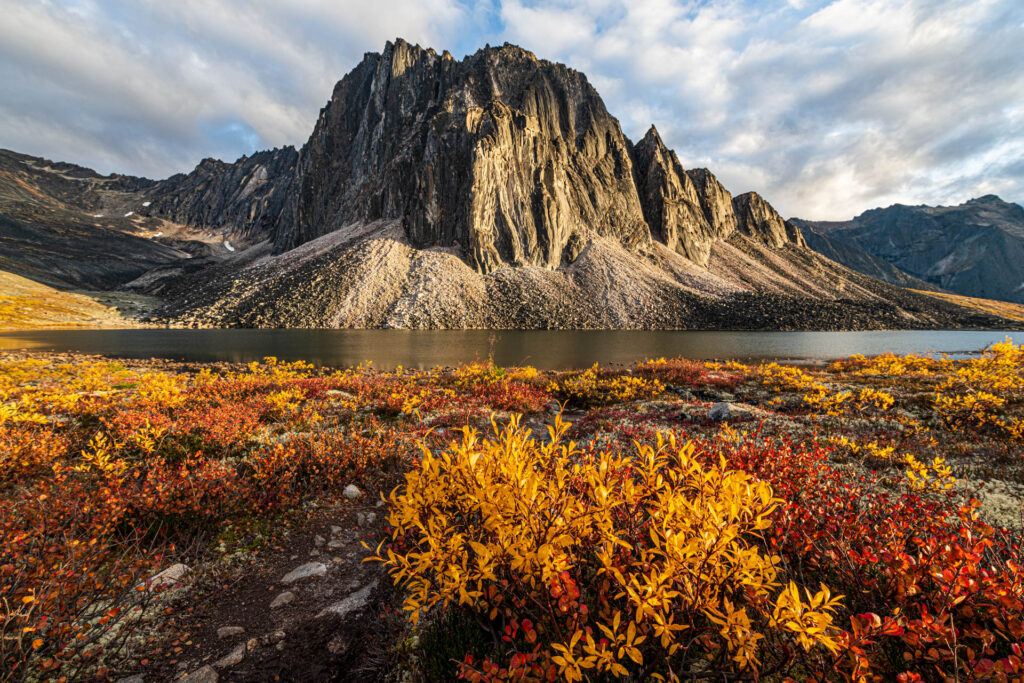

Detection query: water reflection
(0, 329), (1016, 370)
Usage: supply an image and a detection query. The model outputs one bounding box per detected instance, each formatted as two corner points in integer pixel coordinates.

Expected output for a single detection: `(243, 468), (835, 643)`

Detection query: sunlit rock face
(274, 39), (650, 273)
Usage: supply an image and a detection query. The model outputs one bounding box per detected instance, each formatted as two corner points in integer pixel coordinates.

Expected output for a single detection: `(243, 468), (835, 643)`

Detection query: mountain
(0, 39), (1018, 331)
(794, 195), (1024, 304)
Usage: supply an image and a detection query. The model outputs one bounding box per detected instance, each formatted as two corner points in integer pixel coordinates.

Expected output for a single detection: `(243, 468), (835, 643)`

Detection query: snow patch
(124, 211), (134, 217)
(93, 214), (103, 218)
(153, 231), (163, 238)
(223, 240), (235, 252)
(142, 201), (151, 207)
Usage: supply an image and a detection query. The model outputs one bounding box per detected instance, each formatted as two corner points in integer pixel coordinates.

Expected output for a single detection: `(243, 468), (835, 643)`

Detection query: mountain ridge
(0, 39), (1019, 331)
(794, 194), (1024, 304)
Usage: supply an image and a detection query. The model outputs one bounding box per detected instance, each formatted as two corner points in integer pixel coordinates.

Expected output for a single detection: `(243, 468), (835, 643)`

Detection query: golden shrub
(374, 416), (841, 680)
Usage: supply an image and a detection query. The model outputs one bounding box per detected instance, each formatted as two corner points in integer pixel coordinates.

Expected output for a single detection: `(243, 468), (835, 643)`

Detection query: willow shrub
(372, 415), (842, 681)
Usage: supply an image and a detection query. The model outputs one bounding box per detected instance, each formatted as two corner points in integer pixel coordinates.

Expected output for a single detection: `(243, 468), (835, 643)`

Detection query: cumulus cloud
(0, 0), (1020, 219)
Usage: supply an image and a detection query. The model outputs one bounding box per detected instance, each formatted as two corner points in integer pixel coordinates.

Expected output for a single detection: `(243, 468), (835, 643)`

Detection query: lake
(0, 329), (1017, 370)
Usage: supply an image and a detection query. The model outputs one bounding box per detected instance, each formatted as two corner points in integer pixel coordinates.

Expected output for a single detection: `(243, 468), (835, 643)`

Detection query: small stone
(148, 563), (191, 590)
(314, 534), (326, 547)
(708, 402), (731, 421)
(115, 676), (144, 683)
(216, 626), (244, 640)
(246, 638), (259, 651)
(214, 643), (245, 669)
(270, 591), (295, 608)
(178, 665), (218, 683)
(270, 630), (286, 643)
(330, 525), (343, 536)
(280, 562), (327, 585)
(276, 641), (286, 651)
(343, 484), (362, 500)
(327, 538), (345, 550)
(317, 581), (378, 619)
(309, 548), (321, 556)
(356, 511), (377, 526)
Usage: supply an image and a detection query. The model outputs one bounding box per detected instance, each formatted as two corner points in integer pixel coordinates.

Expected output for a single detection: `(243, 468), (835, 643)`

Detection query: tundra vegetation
(0, 341), (1022, 681)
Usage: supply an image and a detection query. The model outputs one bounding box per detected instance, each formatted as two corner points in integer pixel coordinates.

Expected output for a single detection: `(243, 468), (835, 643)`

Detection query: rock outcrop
(145, 148), (298, 243)
(274, 40), (649, 272)
(685, 168), (739, 241)
(733, 192), (806, 249)
(632, 126), (715, 265)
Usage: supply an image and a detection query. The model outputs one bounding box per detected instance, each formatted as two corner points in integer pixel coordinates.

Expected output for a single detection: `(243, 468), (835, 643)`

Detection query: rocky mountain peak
(733, 191), (806, 248)
(132, 39), (807, 274)
(632, 126), (715, 264)
(273, 38), (649, 272)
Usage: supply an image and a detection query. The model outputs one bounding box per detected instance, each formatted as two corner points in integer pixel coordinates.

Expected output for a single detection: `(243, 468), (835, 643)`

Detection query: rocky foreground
(1, 345), (1022, 681)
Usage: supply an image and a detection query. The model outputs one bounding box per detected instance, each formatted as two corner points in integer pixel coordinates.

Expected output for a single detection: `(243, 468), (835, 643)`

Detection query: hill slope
(794, 195), (1024, 304)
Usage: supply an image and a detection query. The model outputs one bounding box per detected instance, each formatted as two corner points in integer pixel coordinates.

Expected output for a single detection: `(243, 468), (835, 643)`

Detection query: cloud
(0, 0), (1020, 219)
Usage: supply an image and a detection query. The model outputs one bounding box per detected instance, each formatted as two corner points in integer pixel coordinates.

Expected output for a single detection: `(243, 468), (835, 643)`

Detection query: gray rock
(343, 484), (362, 500)
(216, 626), (244, 640)
(280, 562), (327, 585)
(213, 643), (245, 669)
(178, 666), (218, 683)
(708, 402), (732, 421)
(270, 591), (295, 609)
(733, 192), (804, 249)
(313, 534), (326, 547)
(317, 581), (379, 619)
(148, 563), (191, 590)
(114, 676), (145, 683)
(356, 511), (377, 527)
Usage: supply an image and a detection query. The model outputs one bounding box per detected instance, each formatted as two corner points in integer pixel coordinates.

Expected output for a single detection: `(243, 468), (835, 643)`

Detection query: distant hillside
(794, 195), (1024, 304)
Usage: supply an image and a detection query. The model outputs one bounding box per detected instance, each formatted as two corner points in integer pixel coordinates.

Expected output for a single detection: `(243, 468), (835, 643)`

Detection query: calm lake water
(0, 329), (1017, 370)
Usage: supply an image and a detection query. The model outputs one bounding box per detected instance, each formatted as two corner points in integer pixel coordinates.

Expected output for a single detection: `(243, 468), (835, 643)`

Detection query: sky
(1, 0), (1021, 220)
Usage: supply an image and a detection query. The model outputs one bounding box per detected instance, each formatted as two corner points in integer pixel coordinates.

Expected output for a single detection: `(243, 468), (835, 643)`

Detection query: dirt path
(136, 496), (398, 682)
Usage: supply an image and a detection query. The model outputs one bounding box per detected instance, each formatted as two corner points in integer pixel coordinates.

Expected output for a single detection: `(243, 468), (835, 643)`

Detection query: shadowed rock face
(632, 126), (715, 265)
(146, 148), (298, 242)
(796, 195), (1024, 303)
(274, 39), (650, 272)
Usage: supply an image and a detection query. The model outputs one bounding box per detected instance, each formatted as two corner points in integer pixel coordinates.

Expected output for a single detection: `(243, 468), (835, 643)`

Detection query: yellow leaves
(904, 454), (957, 492)
(547, 364), (665, 406)
(375, 414), (844, 681)
(770, 582), (843, 655)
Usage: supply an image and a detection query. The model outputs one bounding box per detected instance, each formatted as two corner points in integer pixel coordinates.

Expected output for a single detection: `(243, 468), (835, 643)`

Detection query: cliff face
(796, 195), (1024, 303)
(146, 147), (297, 242)
(274, 40), (650, 272)
(733, 192), (806, 249)
(125, 39), (806, 275)
(632, 127), (715, 265)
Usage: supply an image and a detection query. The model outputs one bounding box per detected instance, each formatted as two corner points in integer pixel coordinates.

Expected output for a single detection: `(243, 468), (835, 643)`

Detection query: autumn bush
(547, 364), (664, 407)
(374, 416), (843, 681)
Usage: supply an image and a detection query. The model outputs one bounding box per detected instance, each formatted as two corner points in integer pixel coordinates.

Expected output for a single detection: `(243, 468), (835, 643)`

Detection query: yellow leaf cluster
(374, 415), (842, 679)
